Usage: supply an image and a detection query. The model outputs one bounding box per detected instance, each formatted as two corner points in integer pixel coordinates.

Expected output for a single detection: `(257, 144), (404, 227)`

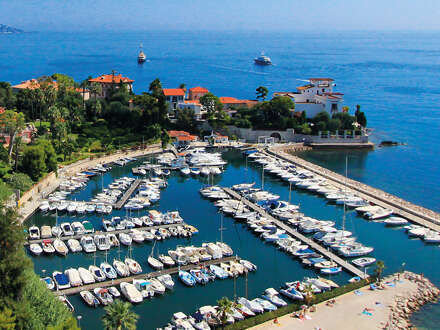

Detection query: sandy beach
(252, 277), (419, 330)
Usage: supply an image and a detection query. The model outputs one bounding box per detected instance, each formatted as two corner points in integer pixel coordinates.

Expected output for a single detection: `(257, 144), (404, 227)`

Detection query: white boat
(262, 288), (287, 307)
(120, 282), (143, 303)
(119, 232), (132, 246)
(71, 222), (85, 236)
(64, 268), (82, 287)
(237, 297), (264, 313)
(78, 267), (95, 284)
(29, 243), (43, 256)
(81, 235), (97, 253)
(28, 226), (40, 240)
(113, 260), (130, 277)
(51, 226), (62, 237)
(148, 256), (164, 270)
(60, 223), (74, 236)
(384, 217), (408, 226)
(338, 245), (374, 257)
(67, 239), (83, 252)
(100, 262), (117, 279)
(108, 233), (120, 247)
(352, 257), (376, 267)
(366, 208), (393, 220)
(129, 229), (144, 243)
(280, 287), (304, 300)
(40, 225), (52, 239)
(158, 254), (175, 267)
(94, 287), (114, 306)
(108, 286), (121, 298)
(80, 290), (99, 307)
(42, 240), (56, 254)
(203, 242), (223, 259)
(253, 298), (277, 311)
(216, 242), (233, 256)
(149, 278), (166, 295)
(39, 201), (50, 212)
(89, 265), (106, 282)
(408, 227), (428, 238)
(157, 274), (175, 290)
(53, 271), (71, 290)
(53, 238), (69, 256)
(125, 258), (142, 274)
(180, 167), (190, 176)
(94, 234), (111, 251)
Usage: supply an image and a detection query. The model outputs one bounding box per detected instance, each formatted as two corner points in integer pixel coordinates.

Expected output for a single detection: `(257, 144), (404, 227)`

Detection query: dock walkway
(25, 223), (186, 246)
(55, 256), (238, 296)
(114, 179), (142, 209)
(223, 188), (367, 279)
(266, 146), (440, 232)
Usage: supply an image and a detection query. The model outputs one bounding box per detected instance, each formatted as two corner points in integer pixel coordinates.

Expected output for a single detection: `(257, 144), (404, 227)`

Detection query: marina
(25, 148), (440, 329)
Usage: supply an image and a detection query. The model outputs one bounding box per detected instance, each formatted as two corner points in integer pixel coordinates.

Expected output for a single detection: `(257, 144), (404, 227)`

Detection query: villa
(12, 78), (90, 100)
(274, 78), (344, 118)
(88, 73), (134, 99)
(188, 86), (209, 101)
(219, 96), (258, 112)
(162, 88), (185, 113)
(167, 130), (198, 147)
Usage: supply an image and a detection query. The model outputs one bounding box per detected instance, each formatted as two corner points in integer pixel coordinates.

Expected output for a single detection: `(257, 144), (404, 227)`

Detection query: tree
(175, 109), (198, 132)
(256, 86), (269, 101)
(0, 110), (25, 160)
(303, 284), (315, 307)
(332, 112), (355, 130)
(179, 83), (187, 93)
(375, 260), (385, 283)
(102, 300), (139, 330)
(0, 82), (16, 109)
(7, 173), (33, 192)
(149, 78), (163, 97)
(328, 118), (341, 132)
(20, 145), (46, 180)
(199, 93), (223, 117)
(161, 130), (171, 149)
(0, 308), (15, 330)
(89, 82), (103, 100)
(355, 105), (367, 127)
(216, 297), (234, 329)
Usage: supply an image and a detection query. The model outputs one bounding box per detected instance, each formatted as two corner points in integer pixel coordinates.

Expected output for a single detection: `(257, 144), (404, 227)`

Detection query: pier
(55, 256), (239, 296)
(222, 188), (367, 279)
(114, 179), (142, 209)
(25, 222), (187, 246)
(267, 145), (440, 232)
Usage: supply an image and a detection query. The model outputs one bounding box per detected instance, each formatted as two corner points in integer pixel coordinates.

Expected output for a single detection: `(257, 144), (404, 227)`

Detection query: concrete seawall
(267, 144), (440, 230)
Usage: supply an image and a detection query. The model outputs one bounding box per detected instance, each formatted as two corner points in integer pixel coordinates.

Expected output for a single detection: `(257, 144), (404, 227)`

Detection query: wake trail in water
(207, 64), (270, 75)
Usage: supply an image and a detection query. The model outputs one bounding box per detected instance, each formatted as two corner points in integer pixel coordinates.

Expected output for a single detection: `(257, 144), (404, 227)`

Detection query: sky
(1, 0), (440, 32)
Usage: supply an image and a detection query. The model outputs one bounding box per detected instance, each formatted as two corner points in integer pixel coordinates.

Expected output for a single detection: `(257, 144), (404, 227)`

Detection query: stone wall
(18, 172), (58, 207)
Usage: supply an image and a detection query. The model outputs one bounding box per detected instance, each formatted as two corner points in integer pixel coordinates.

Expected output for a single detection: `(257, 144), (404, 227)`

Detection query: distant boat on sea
(254, 52), (272, 65)
(138, 43), (146, 63)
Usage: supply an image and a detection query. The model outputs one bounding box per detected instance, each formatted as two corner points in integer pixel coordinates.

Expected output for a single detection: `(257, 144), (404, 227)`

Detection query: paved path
(267, 145), (440, 232)
(223, 188), (367, 279)
(55, 256), (239, 296)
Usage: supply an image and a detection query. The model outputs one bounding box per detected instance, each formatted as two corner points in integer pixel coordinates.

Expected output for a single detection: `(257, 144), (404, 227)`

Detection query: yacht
(94, 234), (111, 251)
(28, 226), (41, 240)
(120, 282), (143, 303)
(352, 257), (376, 267)
(137, 43), (146, 63)
(89, 265), (106, 282)
(81, 235), (97, 253)
(254, 52), (272, 65)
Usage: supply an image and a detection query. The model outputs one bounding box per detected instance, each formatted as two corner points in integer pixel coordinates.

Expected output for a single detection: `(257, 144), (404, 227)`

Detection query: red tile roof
(176, 135), (197, 141)
(12, 79), (58, 90)
(168, 130), (190, 137)
(183, 100), (201, 105)
(189, 86), (209, 93)
(219, 97), (258, 107)
(88, 74), (134, 84)
(297, 85), (314, 91)
(163, 88), (185, 96)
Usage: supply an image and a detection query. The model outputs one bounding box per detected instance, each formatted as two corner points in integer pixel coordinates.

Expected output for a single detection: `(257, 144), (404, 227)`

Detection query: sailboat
(137, 43), (146, 63)
(148, 241), (164, 270)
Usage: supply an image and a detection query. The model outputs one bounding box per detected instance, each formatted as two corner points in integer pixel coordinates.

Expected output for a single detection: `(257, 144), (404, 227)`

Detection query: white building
(177, 100), (206, 120)
(163, 88), (185, 114)
(274, 78), (344, 118)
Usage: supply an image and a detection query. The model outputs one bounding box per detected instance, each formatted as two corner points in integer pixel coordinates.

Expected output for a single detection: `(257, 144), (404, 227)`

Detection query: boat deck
(114, 179), (142, 209)
(25, 222), (187, 246)
(55, 256), (239, 296)
(223, 188), (367, 279)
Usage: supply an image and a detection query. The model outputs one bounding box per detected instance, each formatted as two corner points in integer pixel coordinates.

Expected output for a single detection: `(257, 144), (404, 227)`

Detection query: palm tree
(303, 284), (315, 307)
(90, 82), (103, 100)
(216, 297), (234, 329)
(256, 86), (269, 101)
(102, 300), (139, 330)
(375, 260), (386, 283)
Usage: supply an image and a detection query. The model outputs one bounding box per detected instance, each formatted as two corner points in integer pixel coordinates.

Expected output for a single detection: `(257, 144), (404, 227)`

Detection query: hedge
(225, 277), (374, 330)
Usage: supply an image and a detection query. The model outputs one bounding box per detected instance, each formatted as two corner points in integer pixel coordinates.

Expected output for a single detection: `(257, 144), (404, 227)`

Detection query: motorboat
(94, 234), (111, 251)
(42, 240), (55, 254)
(149, 278), (166, 295)
(304, 277), (332, 291)
(100, 262), (118, 279)
(137, 44), (146, 63)
(107, 233), (120, 247)
(89, 265), (106, 282)
(108, 286), (121, 298)
(39, 201), (50, 212)
(133, 279), (154, 299)
(423, 230), (440, 243)
(280, 287), (304, 300)
(235, 303), (255, 318)
(179, 271), (196, 286)
(78, 267), (95, 284)
(338, 245), (374, 257)
(40, 225), (52, 239)
(80, 290), (99, 307)
(71, 222), (85, 236)
(41, 277), (55, 290)
(314, 260), (338, 269)
(237, 297), (264, 313)
(203, 242), (223, 259)
(82, 221), (95, 234)
(60, 223), (74, 236)
(125, 258), (142, 274)
(119, 232), (132, 246)
(318, 278), (339, 288)
(209, 264), (229, 279)
(320, 267), (342, 275)
(64, 268), (83, 287)
(190, 168), (200, 176)
(53, 238), (69, 256)
(81, 235), (97, 253)
(67, 239), (83, 252)
(352, 257), (376, 268)
(94, 287), (114, 306)
(252, 298), (277, 311)
(384, 217), (408, 226)
(190, 269), (209, 284)
(129, 229), (144, 243)
(262, 288), (287, 307)
(53, 271), (71, 290)
(157, 274), (175, 290)
(216, 242), (233, 257)
(148, 256), (164, 270)
(158, 254), (175, 267)
(365, 208), (393, 220)
(51, 226), (62, 237)
(254, 52), (272, 65)
(120, 282), (143, 303)
(102, 220), (115, 232)
(29, 243), (43, 256)
(180, 167), (190, 176)
(28, 226), (40, 240)
(113, 260), (130, 277)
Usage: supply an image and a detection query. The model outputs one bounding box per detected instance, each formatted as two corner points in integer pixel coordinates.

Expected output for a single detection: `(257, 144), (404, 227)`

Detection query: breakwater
(267, 144), (440, 230)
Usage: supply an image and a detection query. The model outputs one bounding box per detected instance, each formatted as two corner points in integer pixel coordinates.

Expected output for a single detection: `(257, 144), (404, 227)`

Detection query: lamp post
(77, 315), (82, 328)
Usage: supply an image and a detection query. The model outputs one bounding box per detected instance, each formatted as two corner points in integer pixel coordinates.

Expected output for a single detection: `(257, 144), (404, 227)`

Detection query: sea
(1, 30), (439, 329)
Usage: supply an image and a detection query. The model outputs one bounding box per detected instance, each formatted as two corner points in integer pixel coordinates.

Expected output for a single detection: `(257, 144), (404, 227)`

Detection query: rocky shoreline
(386, 272), (439, 329)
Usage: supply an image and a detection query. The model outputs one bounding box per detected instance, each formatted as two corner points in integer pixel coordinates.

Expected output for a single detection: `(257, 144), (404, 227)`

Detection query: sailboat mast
(262, 163), (265, 190)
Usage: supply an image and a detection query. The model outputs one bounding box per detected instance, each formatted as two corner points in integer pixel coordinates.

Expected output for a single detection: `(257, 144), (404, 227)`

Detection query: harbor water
(27, 150), (440, 329)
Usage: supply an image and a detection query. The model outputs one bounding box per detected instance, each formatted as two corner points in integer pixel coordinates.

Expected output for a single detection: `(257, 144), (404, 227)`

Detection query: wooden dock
(266, 147), (440, 232)
(25, 222), (187, 246)
(55, 256), (239, 296)
(223, 188), (367, 279)
(114, 179), (142, 209)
